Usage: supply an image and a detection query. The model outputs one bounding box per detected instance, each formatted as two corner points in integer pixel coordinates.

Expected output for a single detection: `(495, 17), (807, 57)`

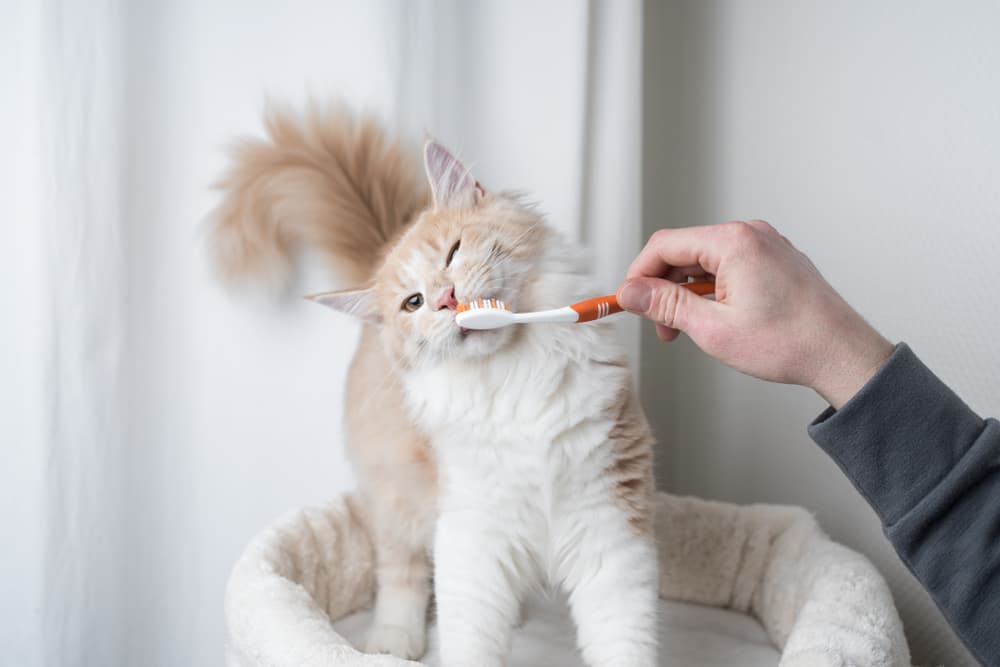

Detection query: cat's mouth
(457, 323), (504, 339)
(452, 291), (513, 342)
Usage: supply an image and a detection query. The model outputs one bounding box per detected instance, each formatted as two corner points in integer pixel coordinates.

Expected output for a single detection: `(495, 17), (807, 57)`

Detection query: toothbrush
(455, 281), (715, 330)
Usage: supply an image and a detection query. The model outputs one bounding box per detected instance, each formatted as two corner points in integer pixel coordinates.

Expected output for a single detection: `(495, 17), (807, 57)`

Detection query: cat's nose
(435, 286), (458, 311)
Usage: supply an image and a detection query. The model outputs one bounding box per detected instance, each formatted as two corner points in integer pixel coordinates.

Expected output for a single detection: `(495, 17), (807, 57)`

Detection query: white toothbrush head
(455, 298), (515, 330)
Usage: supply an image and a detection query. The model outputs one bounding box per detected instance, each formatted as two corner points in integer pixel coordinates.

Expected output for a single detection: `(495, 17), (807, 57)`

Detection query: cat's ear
(307, 287), (381, 325)
(423, 139), (484, 210)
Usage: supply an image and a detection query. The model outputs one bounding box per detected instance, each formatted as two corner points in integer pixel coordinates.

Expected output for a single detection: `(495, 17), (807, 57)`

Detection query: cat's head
(313, 141), (550, 367)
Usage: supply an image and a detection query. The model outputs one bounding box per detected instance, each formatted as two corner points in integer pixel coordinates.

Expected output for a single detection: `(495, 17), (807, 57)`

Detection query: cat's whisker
(490, 222), (542, 255)
(502, 226), (539, 250)
(467, 267), (532, 295)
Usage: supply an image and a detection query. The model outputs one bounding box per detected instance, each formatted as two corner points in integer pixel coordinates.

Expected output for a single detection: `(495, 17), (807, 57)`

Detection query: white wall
(642, 2), (1000, 665)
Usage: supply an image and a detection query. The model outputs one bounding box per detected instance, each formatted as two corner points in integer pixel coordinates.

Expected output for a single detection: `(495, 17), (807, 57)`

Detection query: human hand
(617, 221), (894, 409)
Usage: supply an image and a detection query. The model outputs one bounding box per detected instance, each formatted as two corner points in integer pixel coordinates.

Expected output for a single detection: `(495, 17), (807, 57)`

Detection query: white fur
(402, 247), (658, 667)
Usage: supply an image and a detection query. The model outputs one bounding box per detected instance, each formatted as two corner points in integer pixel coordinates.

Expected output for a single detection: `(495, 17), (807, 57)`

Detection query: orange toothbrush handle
(570, 295), (623, 322)
(570, 281), (715, 323)
(681, 280), (716, 296)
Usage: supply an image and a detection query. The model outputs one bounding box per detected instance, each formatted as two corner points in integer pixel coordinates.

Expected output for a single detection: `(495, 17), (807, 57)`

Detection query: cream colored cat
(210, 104), (658, 667)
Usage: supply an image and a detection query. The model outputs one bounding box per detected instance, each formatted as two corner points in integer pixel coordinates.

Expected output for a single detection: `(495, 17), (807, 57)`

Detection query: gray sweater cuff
(808, 342), (986, 527)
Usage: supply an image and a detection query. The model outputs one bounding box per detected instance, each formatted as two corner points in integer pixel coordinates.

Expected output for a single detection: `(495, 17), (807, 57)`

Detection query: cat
(209, 103), (659, 667)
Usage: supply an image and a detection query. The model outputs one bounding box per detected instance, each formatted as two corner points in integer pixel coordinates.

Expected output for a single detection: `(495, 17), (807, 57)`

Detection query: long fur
(208, 103), (429, 287)
(208, 105), (658, 667)
(209, 105), (439, 660)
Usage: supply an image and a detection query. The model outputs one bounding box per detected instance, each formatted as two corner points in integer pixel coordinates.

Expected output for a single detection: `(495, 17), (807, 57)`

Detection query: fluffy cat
(209, 104), (658, 667)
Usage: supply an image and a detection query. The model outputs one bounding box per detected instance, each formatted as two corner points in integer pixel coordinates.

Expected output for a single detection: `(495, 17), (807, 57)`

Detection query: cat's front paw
(365, 623), (427, 660)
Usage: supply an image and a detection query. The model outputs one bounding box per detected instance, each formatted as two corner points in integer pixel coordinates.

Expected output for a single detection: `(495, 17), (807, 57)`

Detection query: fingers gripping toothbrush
(455, 281), (715, 330)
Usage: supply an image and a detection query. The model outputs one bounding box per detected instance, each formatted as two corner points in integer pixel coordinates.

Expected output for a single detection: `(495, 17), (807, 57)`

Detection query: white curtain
(4, 1), (127, 665)
(0, 1), (640, 664)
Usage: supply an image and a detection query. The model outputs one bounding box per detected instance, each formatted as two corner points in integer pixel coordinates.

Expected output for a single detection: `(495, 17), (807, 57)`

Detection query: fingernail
(619, 282), (652, 313)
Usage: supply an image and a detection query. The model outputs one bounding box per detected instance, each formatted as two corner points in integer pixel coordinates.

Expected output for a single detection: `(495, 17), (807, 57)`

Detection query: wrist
(811, 325), (894, 410)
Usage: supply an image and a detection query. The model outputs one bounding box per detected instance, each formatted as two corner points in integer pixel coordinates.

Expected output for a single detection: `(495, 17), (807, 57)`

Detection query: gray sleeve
(808, 343), (1000, 666)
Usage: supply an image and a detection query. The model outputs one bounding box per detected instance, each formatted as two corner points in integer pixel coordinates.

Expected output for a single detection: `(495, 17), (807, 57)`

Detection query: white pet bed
(225, 492), (911, 667)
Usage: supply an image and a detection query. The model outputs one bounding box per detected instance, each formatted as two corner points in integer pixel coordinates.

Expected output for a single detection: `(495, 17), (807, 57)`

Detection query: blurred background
(2, 1), (997, 666)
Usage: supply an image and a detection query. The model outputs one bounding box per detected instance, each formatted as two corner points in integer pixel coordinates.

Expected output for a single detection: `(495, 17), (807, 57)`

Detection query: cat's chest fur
(402, 325), (629, 498)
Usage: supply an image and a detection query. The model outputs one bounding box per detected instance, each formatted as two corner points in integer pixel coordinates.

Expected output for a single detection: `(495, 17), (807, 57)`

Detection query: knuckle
(730, 220), (761, 249)
(730, 220), (754, 238)
(650, 285), (683, 328)
(650, 228), (671, 245)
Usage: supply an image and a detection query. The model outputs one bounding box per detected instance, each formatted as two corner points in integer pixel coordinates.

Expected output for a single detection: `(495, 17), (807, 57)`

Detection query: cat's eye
(402, 293), (424, 312)
(445, 240), (461, 267)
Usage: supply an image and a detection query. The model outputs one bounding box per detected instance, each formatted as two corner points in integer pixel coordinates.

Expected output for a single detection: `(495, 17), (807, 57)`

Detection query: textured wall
(642, 2), (1000, 665)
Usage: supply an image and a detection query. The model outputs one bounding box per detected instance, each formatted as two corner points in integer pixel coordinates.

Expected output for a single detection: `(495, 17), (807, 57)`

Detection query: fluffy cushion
(225, 492), (911, 666)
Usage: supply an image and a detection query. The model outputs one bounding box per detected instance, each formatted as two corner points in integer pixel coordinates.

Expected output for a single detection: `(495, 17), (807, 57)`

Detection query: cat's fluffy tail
(208, 103), (428, 288)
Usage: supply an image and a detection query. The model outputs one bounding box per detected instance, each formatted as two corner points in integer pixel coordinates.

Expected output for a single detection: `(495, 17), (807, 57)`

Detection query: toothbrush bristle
(457, 298), (510, 313)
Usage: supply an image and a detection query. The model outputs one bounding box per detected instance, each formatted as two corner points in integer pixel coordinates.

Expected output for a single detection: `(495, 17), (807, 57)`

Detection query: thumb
(617, 277), (719, 332)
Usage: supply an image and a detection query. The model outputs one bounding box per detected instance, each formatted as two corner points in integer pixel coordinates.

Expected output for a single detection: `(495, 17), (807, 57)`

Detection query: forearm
(809, 343), (1000, 666)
